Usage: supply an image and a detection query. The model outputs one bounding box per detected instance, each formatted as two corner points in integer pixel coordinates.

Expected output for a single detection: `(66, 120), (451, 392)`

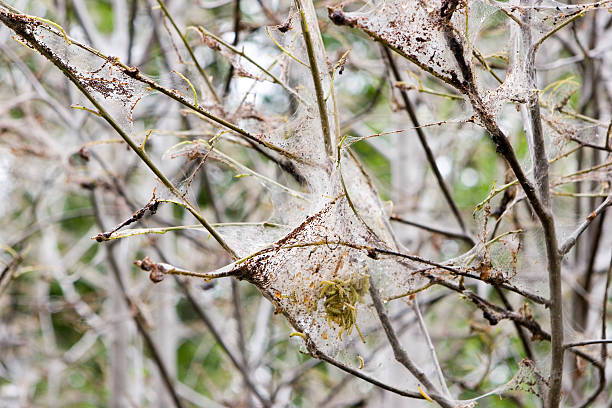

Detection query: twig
(602, 254), (612, 363)
(573, 250), (608, 406)
(94, 196), (160, 242)
(606, 119), (612, 150)
(576, 359), (605, 408)
(472, 47), (504, 84)
(311, 351), (427, 400)
(231, 279), (249, 367)
(127, 0), (138, 65)
(222, 0), (241, 96)
(425, 273), (551, 341)
(495, 288), (534, 360)
(558, 195), (612, 255)
(197, 26), (304, 103)
(383, 46), (470, 238)
(270, 359), (323, 403)
(91, 192), (186, 408)
(255, 0), (281, 25)
(573, 196), (610, 331)
(568, 136), (612, 152)
(369, 277), (454, 408)
(0, 8), (238, 259)
(156, 0), (220, 104)
(296, 0), (333, 157)
(390, 215), (474, 245)
(0, 248), (25, 296)
(134, 257), (241, 281)
(560, 160), (612, 180)
(564, 339), (612, 349)
(413, 297), (452, 399)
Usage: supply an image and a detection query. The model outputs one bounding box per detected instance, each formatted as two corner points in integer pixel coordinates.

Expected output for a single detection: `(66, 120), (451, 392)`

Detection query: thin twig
(606, 119), (612, 150)
(296, 0), (333, 157)
(568, 136), (612, 152)
(495, 287), (534, 360)
(390, 215), (474, 245)
(413, 297), (452, 399)
(369, 277), (454, 408)
(383, 46), (470, 238)
(156, 0), (220, 104)
(197, 26), (304, 103)
(564, 339), (612, 349)
(0, 9), (238, 259)
(270, 359), (323, 403)
(602, 253), (612, 362)
(559, 195), (612, 255)
(0, 248), (25, 296)
(311, 350), (428, 400)
(222, 0), (241, 96)
(91, 192), (186, 408)
(173, 275), (272, 407)
(127, 0), (138, 65)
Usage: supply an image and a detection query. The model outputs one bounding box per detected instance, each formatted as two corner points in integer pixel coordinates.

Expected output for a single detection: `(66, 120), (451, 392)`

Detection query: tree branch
(559, 195), (612, 255)
(383, 46), (471, 239)
(369, 276), (454, 408)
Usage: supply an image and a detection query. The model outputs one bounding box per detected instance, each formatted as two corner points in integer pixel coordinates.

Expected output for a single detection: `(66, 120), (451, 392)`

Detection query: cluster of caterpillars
(319, 271), (369, 342)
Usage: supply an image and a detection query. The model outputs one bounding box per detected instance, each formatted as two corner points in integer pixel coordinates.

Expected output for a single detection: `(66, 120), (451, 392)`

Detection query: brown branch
(369, 246), (550, 306)
(94, 196), (160, 242)
(559, 195), (612, 255)
(223, 0), (241, 96)
(495, 287), (535, 360)
(369, 277), (455, 408)
(564, 339), (612, 349)
(296, 0), (333, 157)
(311, 351), (427, 400)
(383, 46), (470, 238)
(574, 198), (610, 331)
(175, 279), (272, 407)
(90, 191), (186, 408)
(569, 136), (612, 152)
(0, 248), (25, 296)
(427, 274), (551, 342)
(390, 215), (474, 245)
(435, 4), (564, 404)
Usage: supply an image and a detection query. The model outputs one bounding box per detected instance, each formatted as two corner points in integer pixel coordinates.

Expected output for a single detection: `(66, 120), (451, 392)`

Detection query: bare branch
(559, 195), (612, 255)
(369, 276), (455, 408)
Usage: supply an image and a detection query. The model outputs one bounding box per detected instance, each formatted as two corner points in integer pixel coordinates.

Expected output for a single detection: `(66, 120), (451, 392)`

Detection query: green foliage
(352, 140), (391, 199)
(454, 134), (499, 209)
(88, 0), (113, 34)
(61, 194), (94, 236)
